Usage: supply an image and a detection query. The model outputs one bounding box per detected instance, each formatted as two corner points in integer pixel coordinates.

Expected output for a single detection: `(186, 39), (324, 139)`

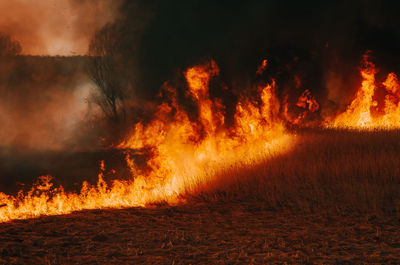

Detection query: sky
(0, 0), (121, 55)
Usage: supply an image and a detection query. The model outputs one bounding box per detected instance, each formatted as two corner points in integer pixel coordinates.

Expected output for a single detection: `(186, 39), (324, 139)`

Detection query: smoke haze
(0, 57), (102, 151)
(0, 0), (122, 55)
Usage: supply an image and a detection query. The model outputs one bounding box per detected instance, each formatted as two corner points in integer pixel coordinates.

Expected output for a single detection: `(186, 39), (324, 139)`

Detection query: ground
(0, 202), (399, 264)
(1, 130), (400, 264)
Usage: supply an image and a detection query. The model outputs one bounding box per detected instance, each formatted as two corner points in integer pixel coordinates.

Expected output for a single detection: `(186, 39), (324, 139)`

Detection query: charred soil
(0, 203), (399, 264)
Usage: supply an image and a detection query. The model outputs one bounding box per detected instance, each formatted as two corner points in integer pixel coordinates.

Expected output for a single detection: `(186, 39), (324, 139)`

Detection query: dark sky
(113, 0), (400, 101)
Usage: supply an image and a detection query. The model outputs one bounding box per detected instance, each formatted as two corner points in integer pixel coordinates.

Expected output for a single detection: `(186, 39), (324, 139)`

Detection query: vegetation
(1, 128), (399, 263)
(189, 129), (400, 216)
(87, 24), (126, 123)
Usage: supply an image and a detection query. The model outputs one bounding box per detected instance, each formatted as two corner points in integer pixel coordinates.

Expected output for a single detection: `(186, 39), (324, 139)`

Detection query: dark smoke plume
(95, 0), (400, 116)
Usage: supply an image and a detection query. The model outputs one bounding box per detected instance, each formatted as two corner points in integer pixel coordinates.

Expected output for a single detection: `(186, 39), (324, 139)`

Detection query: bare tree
(87, 24), (125, 122)
(0, 33), (21, 56)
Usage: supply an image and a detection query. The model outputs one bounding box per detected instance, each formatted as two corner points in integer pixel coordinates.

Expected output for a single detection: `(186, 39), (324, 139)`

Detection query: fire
(0, 59), (294, 222)
(326, 53), (400, 129)
(283, 89), (319, 126)
(381, 73), (400, 126)
(296, 90), (319, 112)
(256, 59), (268, 75)
(329, 54), (377, 128)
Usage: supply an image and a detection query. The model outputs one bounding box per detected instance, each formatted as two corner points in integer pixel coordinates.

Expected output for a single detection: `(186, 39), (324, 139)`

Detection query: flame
(296, 90), (319, 112)
(381, 73), (400, 126)
(326, 53), (400, 129)
(330, 54), (377, 128)
(256, 59), (268, 75)
(0, 59), (294, 222)
(283, 89), (319, 126)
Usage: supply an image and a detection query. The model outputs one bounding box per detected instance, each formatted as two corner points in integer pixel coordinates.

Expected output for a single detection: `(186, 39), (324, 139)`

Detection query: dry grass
(190, 129), (400, 216)
(1, 129), (400, 264)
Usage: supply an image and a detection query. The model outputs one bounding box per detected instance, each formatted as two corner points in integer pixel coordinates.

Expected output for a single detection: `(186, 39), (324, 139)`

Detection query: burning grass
(0, 59), (295, 222)
(325, 53), (400, 129)
(0, 129), (399, 263)
(1, 56), (400, 263)
(2, 56), (400, 223)
(1, 128), (399, 223)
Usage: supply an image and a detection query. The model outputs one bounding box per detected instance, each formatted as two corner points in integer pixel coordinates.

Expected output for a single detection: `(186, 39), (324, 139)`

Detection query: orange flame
(326, 53), (400, 129)
(381, 73), (400, 126)
(283, 89), (319, 126)
(256, 59), (268, 75)
(296, 90), (319, 112)
(0, 59), (294, 222)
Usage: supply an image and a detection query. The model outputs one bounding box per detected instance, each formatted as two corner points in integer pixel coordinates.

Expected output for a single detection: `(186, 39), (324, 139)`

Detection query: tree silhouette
(87, 24), (125, 122)
(0, 33), (21, 56)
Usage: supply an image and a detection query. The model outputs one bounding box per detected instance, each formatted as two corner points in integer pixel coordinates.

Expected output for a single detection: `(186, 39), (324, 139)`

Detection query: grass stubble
(0, 129), (399, 264)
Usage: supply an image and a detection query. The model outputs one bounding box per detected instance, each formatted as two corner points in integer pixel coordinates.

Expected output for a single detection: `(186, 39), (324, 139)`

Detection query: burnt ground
(0, 203), (399, 264)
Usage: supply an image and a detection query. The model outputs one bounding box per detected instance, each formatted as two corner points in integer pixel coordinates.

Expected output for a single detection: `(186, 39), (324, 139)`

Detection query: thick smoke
(0, 56), (112, 193)
(0, 57), (102, 151)
(108, 0), (400, 113)
(0, 0), (122, 55)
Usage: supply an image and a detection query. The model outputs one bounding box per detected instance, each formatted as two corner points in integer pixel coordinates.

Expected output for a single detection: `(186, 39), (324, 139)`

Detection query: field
(0, 129), (399, 264)
(191, 129), (400, 215)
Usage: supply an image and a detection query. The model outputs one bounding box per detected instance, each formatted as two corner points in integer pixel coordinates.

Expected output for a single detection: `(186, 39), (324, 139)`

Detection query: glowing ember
(326, 53), (400, 129)
(0, 60), (294, 222)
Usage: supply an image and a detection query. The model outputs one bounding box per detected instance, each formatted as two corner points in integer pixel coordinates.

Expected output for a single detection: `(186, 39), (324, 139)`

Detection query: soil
(0, 202), (399, 264)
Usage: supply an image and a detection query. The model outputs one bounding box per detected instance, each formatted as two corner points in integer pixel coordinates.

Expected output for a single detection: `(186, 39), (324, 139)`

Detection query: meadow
(1, 129), (399, 264)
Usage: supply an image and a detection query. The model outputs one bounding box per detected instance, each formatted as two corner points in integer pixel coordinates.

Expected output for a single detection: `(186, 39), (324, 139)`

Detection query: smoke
(0, 0), (122, 55)
(0, 57), (103, 152)
(107, 0), (400, 110)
